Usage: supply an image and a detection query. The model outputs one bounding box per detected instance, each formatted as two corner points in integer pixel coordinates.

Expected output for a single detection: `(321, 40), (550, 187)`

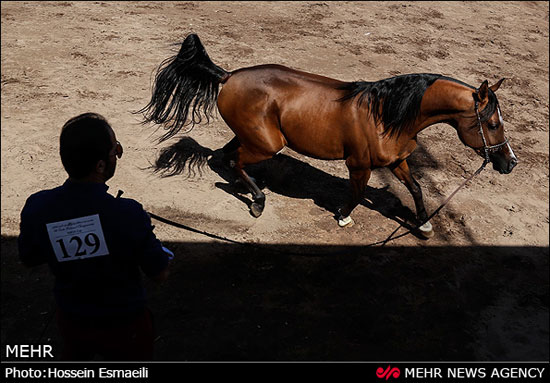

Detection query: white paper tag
(46, 214), (109, 262)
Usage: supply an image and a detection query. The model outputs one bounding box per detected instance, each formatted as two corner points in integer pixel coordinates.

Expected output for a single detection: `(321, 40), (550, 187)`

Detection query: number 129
(56, 233), (101, 259)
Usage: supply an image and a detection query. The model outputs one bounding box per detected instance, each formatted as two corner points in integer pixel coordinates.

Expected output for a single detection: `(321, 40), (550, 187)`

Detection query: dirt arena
(1, 2), (548, 361)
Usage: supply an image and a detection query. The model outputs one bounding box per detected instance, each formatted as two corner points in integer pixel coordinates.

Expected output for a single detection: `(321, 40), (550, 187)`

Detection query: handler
(18, 112), (172, 360)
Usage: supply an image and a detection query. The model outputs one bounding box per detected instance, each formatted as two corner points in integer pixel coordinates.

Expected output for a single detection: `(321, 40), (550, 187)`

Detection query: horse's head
(456, 79), (517, 174)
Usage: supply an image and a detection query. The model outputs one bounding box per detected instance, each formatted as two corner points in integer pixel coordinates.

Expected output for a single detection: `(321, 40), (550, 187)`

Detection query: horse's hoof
(250, 202), (264, 218)
(418, 221), (434, 239)
(420, 229), (435, 239)
(338, 215), (354, 227)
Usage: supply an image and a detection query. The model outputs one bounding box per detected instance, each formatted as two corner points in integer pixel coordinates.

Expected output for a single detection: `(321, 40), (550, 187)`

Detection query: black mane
(338, 73), (441, 137)
(337, 73), (497, 137)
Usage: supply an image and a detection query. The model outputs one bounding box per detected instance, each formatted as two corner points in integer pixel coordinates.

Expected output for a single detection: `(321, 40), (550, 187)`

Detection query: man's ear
(96, 159), (106, 174)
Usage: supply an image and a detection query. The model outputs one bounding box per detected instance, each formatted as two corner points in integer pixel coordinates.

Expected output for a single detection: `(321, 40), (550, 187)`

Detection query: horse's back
(217, 64), (359, 159)
(219, 64), (346, 107)
(228, 64), (345, 87)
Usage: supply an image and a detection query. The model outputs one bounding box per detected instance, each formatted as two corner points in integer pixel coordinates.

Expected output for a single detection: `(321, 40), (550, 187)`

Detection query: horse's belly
(278, 102), (351, 160)
(281, 125), (345, 160)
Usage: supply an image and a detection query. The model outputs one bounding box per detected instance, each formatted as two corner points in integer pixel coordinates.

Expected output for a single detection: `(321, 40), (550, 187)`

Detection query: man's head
(60, 113), (122, 182)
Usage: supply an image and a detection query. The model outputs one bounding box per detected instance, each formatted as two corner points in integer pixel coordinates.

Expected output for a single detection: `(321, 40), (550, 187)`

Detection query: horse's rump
(218, 65), (358, 160)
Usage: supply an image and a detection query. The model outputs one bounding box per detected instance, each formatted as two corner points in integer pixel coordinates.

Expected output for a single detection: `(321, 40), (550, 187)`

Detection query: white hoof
(419, 221), (432, 232)
(338, 216), (354, 227)
(418, 221), (434, 238)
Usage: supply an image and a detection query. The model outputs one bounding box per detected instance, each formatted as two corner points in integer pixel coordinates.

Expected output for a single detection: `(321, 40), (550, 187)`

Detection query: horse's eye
(488, 123), (499, 130)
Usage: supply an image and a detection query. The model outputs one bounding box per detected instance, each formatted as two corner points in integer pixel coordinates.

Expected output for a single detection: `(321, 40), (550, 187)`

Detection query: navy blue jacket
(18, 179), (169, 319)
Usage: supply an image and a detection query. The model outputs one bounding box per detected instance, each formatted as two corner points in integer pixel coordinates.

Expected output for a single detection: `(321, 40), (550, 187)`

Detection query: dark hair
(338, 73), (500, 137)
(338, 73), (442, 138)
(137, 33), (229, 142)
(59, 113), (113, 178)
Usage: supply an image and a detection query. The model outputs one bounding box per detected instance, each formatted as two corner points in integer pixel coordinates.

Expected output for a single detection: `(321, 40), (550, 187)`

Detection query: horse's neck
(414, 79), (474, 134)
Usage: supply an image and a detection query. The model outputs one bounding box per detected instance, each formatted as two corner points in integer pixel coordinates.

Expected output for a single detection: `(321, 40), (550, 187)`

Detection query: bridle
(474, 99), (509, 165)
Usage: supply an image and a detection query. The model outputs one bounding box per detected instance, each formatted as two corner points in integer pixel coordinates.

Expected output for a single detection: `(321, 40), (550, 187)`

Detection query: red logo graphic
(376, 366), (401, 380)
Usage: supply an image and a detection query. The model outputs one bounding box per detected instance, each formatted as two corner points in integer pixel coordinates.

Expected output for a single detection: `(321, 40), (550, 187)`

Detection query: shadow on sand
(149, 136), (464, 240)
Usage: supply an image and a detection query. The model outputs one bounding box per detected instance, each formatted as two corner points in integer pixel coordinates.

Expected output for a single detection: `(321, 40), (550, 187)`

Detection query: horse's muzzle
(490, 151), (518, 174)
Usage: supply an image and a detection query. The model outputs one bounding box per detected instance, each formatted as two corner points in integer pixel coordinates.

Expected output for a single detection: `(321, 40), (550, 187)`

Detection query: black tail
(139, 34), (229, 142)
(152, 137), (213, 178)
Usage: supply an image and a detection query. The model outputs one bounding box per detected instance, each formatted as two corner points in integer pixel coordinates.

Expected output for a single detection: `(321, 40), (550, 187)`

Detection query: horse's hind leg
(222, 136), (256, 191)
(218, 93), (287, 216)
(226, 142), (283, 218)
(390, 159), (434, 238)
(235, 166), (265, 217)
(222, 136), (240, 168)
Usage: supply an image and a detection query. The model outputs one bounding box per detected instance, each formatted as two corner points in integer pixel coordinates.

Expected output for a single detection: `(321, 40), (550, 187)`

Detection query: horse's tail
(138, 34), (230, 142)
(152, 136), (214, 178)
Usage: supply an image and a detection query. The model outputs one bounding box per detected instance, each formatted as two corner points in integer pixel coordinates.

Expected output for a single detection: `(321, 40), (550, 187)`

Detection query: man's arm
(18, 202), (47, 267)
(150, 267), (170, 284)
(136, 208), (171, 283)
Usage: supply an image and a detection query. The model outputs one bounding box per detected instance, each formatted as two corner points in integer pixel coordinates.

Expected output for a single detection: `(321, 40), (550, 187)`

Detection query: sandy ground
(1, 1), (548, 361)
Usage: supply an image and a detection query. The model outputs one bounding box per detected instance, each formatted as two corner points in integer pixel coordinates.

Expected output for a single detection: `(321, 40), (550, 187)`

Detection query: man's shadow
(151, 136), (433, 237)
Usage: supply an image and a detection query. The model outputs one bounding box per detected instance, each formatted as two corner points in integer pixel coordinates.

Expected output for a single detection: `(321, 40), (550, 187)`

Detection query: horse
(139, 34), (517, 239)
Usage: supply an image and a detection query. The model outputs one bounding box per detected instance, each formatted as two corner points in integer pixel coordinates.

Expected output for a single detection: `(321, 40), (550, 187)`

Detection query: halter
(474, 100), (509, 165)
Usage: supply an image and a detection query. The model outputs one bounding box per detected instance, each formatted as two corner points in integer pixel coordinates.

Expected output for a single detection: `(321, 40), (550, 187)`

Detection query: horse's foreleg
(390, 160), (434, 238)
(338, 166), (371, 227)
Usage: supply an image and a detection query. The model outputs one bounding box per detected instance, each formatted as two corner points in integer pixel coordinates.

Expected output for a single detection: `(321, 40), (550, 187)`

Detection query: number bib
(46, 214), (109, 262)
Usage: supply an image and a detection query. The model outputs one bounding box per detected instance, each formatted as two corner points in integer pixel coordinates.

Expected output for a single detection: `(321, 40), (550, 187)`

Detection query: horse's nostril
(509, 158), (518, 171)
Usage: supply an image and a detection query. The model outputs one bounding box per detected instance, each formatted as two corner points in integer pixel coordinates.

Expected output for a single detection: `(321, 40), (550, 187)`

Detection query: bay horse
(139, 34), (517, 238)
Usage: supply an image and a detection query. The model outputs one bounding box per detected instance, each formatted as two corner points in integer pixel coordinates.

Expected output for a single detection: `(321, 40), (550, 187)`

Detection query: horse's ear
(490, 78), (505, 92)
(477, 80), (489, 102)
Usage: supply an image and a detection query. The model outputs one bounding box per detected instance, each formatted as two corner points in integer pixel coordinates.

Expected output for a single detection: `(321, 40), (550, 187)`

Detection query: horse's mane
(337, 73), (441, 137)
(337, 73), (499, 137)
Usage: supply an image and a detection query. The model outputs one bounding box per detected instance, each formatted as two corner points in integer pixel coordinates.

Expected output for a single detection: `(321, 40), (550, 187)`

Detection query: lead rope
(142, 154), (488, 253)
(376, 158), (489, 246)
(377, 100), (491, 246)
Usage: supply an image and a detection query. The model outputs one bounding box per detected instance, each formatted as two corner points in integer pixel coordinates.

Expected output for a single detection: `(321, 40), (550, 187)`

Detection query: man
(18, 113), (171, 360)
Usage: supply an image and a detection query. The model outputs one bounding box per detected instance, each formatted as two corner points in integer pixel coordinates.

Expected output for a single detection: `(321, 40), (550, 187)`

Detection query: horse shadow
(153, 137), (429, 237)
